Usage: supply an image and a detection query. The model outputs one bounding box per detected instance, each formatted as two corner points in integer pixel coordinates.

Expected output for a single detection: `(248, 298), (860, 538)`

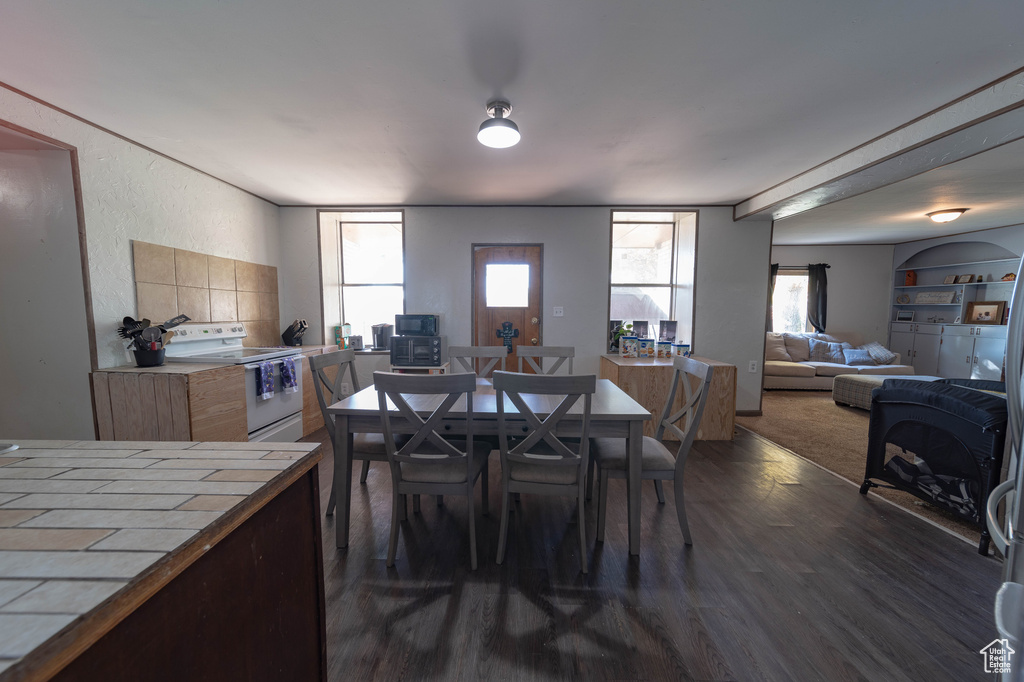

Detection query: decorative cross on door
(496, 321), (519, 353)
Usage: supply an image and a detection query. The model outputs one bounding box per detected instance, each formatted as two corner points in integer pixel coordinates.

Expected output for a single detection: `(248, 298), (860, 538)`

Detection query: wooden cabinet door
(188, 365), (248, 441)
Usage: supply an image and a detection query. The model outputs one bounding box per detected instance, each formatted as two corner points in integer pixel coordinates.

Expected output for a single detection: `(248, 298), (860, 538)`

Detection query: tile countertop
(0, 439), (322, 677)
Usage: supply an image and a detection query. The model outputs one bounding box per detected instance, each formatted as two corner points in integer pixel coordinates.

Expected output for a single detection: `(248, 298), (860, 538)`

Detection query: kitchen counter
(0, 439), (325, 681)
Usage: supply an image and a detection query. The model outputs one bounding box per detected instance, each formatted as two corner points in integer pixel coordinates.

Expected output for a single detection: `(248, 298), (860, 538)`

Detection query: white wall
(279, 207), (321, 339)
(0, 149), (93, 438)
(771, 244), (895, 346)
(694, 210), (773, 411)
(0, 87), (282, 371)
(403, 207), (610, 375)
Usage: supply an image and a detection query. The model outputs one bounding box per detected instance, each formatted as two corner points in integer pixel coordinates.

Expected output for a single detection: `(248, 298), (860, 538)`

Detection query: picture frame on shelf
(943, 275), (957, 284)
(956, 274), (974, 284)
(895, 294), (911, 304)
(965, 301), (1005, 325)
(895, 310), (915, 322)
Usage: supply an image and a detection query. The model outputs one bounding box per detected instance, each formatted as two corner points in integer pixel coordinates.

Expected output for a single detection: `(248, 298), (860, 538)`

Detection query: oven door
(243, 355), (304, 439)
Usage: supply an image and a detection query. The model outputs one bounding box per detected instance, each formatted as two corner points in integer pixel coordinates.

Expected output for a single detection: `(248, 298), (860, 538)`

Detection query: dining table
(327, 376), (653, 555)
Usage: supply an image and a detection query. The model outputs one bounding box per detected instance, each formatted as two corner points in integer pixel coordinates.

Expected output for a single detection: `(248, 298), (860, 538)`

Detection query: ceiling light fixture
(477, 100), (520, 148)
(927, 208), (969, 223)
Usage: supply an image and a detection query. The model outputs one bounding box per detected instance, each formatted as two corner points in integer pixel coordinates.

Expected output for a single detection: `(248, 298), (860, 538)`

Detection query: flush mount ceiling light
(927, 208), (969, 223)
(477, 100), (520, 148)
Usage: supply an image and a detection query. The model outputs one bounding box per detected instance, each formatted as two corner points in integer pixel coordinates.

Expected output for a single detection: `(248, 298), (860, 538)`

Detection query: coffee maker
(371, 323), (394, 350)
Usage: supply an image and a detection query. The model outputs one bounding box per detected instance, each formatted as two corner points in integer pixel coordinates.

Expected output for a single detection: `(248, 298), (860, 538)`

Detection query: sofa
(763, 332), (915, 390)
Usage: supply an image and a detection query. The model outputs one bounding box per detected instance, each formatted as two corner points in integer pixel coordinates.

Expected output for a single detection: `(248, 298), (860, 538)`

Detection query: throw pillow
(843, 348), (877, 366)
(861, 341), (898, 365)
(765, 333), (792, 361)
(808, 338), (847, 364)
(783, 333), (811, 362)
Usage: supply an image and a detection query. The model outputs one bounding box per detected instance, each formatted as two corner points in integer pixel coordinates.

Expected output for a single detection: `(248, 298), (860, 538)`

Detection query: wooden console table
(600, 354), (736, 440)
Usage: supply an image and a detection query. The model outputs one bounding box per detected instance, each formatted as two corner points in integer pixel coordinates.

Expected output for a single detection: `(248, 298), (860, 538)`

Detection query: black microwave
(394, 314), (439, 337)
(391, 335), (447, 367)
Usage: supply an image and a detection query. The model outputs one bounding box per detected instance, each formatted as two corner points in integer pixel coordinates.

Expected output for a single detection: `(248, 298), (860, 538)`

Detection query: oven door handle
(243, 355), (304, 371)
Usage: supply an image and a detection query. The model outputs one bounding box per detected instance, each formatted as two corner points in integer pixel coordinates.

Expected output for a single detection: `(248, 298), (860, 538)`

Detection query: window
(772, 269), (810, 333)
(485, 263), (530, 307)
(609, 210), (696, 344)
(319, 210), (404, 342)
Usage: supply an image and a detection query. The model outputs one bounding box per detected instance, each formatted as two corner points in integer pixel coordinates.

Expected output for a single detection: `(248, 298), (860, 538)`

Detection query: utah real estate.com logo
(981, 638), (1015, 674)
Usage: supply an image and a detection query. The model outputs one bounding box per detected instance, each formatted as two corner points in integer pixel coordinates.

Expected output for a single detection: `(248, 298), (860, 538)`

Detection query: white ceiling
(1, 0), (1023, 243)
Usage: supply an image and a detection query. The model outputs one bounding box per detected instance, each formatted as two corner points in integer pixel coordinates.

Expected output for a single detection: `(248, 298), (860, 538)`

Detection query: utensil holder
(133, 348), (166, 367)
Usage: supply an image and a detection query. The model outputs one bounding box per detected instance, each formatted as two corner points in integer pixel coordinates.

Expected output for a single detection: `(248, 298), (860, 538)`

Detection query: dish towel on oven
(256, 361), (275, 400)
(280, 357), (298, 394)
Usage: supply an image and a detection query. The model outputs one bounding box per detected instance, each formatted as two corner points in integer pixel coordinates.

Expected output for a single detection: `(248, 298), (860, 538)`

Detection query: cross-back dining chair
(374, 371), (492, 570)
(517, 346), (575, 375)
(449, 345), (507, 376)
(492, 370), (596, 573)
(591, 355), (713, 545)
(309, 349), (389, 515)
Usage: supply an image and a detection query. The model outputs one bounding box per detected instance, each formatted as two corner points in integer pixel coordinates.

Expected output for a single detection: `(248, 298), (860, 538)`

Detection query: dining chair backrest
(656, 356), (714, 465)
(449, 345), (507, 376)
(309, 349), (361, 444)
(517, 346), (575, 375)
(373, 371), (478, 471)
(492, 371), (595, 468)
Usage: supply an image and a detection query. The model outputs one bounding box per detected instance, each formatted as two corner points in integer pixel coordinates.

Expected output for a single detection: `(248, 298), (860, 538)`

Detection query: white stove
(165, 323), (300, 364)
(165, 323), (305, 443)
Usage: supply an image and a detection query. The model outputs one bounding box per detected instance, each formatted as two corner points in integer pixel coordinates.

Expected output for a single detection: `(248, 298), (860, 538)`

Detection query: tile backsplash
(132, 241), (280, 347)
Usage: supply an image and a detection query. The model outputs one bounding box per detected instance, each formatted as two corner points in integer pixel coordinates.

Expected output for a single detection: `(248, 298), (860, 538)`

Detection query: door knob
(531, 338), (538, 345)
(531, 317), (538, 324)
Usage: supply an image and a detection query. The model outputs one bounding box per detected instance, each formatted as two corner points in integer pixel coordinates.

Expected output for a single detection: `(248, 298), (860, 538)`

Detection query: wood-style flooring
(305, 427), (1003, 681)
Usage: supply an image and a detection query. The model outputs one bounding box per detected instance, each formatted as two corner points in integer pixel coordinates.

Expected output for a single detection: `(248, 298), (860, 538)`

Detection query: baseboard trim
(736, 410), (761, 417)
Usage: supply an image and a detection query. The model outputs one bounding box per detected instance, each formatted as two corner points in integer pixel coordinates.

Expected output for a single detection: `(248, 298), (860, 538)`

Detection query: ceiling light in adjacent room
(477, 100), (520, 148)
(927, 208), (969, 223)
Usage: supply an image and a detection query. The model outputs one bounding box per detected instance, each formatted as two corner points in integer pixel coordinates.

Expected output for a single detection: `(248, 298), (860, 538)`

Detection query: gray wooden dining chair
(449, 345), (507, 376)
(493, 370), (596, 573)
(517, 346), (574, 375)
(309, 349), (389, 515)
(374, 371), (492, 570)
(590, 355), (713, 545)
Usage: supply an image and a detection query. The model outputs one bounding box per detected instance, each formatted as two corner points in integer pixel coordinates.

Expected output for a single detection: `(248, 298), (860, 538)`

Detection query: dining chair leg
(577, 490), (588, 574)
(413, 494), (421, 514)
(398, 494), (407, 522)
(496, 482), (511, 564)
(596, 470), (609, 543)
(359, 459), (371, 484)
(585, 460), (595, 501)
(654, 480), (666, 505)
(326, 485), (337, 516)
(387, 487), (401, 567)
(481, 461), (489, 516)
(436, 495), (443, 507)
(468, 485), (478, 571)
(673, 475), (692, 545)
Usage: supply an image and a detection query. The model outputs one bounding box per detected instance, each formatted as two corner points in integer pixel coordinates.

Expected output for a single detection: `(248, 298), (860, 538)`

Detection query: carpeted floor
(735, 389), (985, 547)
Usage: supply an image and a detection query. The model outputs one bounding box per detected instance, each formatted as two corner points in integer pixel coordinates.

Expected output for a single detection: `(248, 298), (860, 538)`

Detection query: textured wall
(0, 87), (281, 370)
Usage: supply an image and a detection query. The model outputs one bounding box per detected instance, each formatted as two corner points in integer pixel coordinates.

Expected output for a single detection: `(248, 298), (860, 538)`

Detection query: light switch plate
(553, 306), (564, 317)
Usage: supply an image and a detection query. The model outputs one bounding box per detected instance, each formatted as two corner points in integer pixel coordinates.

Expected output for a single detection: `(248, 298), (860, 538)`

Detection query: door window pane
(486, 264), (529, 307)
(772, 274), (809, 333)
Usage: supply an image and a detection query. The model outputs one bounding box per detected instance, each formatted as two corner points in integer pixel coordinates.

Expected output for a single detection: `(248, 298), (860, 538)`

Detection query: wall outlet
(553, 306), (564, 317)
(748, 360), (758, 373)
(341, 382), (352, 395)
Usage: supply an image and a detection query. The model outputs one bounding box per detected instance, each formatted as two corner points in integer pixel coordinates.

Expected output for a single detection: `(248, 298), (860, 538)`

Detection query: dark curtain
(807, 263), (829, 332)
(767, 263), (779, 332)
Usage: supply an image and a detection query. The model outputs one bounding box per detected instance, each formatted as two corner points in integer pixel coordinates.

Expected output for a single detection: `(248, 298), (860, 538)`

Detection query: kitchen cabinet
(600, 355), (736, 441)
(92, 363), (248, 441)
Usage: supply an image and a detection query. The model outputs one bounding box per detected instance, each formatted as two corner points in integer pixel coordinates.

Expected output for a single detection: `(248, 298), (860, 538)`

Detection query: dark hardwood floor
(304, 427), (1003, 681)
